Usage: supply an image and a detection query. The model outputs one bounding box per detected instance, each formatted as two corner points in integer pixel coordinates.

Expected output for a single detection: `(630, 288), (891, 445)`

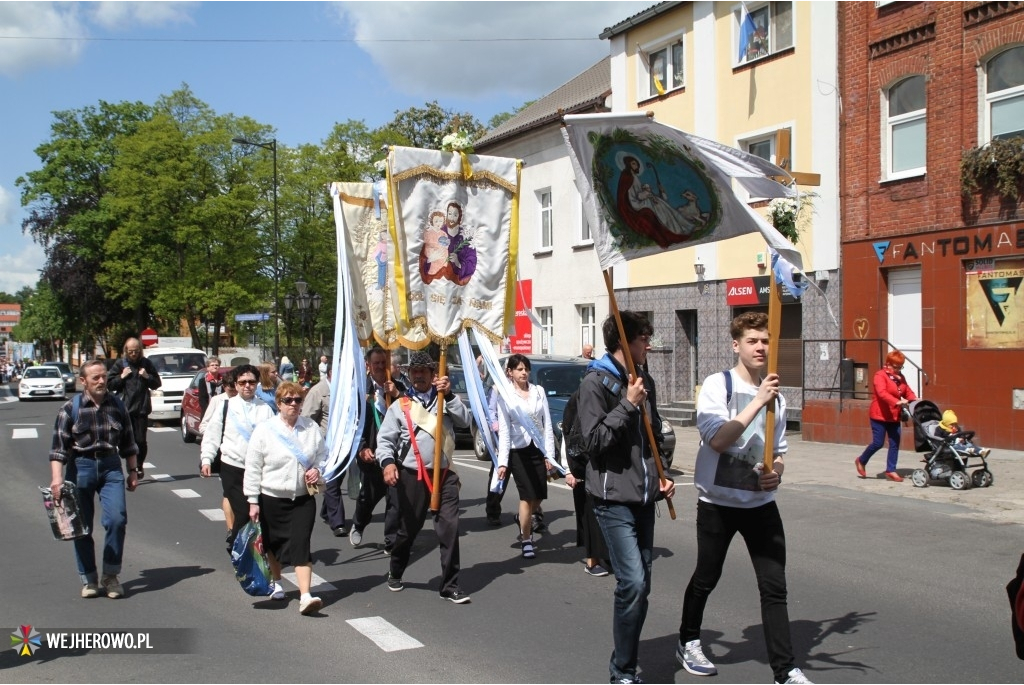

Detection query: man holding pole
(675, 311), (811, 684)
(374, 350), (472, 604)
(576, 310), (675, 684)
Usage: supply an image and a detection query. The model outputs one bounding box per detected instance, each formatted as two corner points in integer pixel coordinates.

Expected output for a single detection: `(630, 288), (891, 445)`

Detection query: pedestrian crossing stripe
(346, 617), (424, 652)
(171, 489), (201, 498)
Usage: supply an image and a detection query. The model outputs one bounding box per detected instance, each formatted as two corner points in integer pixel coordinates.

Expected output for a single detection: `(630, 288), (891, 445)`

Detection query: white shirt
(497, 383), (555, 468)
(243, 415), (327, 501)
(200, 395), (275, 469)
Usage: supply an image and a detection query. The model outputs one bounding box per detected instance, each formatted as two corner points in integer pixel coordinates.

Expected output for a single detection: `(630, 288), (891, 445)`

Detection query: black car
(470, 354), (678, 469)
(42, 361), (76, 393)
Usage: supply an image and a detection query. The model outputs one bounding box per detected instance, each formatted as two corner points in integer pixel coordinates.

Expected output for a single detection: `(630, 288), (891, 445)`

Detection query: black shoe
(386, 574), (404, 592)
(439, 587), (471, 604)
(486, 516), (501, 527)
(532, 514), (547, 534)
(332, 527), (347, 537)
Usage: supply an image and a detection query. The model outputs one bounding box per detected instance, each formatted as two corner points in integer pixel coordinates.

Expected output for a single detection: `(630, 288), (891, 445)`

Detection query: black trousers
(389, 467), (461, 593)
(352, 460), (399, 547)
(679, 500), (794, 683)
(319, 471), (347, 529)
(130, 414), (149, 466)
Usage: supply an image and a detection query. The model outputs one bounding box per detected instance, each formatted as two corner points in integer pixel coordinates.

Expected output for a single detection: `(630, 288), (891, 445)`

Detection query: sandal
(136, 467), (145, 479)
(521, 538), (536, 559)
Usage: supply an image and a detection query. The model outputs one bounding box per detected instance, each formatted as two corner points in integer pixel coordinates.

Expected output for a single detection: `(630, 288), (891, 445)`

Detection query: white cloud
(89, 1), (198, 30)
(0, 242), (45, 293)
(0, 184), (13, 225)
(335, 1), (639, 100)
(0, 2), (87, 76)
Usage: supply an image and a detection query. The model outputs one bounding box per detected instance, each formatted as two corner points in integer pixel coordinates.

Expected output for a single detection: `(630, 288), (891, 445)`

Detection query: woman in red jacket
(855, 350), (917, 482)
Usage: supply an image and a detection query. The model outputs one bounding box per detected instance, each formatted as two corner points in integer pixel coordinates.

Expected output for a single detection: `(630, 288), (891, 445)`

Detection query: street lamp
(285, 279), (322, 359)
(232, 136), (280, 360)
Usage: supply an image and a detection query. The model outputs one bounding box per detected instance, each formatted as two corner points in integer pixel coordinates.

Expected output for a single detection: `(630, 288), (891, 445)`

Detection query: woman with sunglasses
(200, 365), (275, 549)
(855, 350), (917, 482)
(244, 381), (326, 616)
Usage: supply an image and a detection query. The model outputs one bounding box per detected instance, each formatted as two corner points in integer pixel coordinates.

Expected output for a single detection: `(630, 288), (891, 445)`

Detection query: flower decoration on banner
(767, 192), (817, 244)
(442, 131), (476, 180)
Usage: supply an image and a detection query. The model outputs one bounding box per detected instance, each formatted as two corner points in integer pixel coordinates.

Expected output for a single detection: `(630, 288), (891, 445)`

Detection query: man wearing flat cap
(374, 350), (473, 603)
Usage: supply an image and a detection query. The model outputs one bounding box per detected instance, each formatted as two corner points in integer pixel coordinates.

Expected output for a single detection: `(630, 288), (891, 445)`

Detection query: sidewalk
(667, 426), (1023, 527)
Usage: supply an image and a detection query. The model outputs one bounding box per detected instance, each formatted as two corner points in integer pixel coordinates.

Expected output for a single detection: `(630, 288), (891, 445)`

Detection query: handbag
(40, 481), (90, 541)
(230, 520), (274, 596)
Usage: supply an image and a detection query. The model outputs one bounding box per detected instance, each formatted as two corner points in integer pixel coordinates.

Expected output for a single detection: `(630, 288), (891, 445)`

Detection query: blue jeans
(594, 500), (656, 682)
(66, 455), (128, 584)
(858, 419), (902, 472)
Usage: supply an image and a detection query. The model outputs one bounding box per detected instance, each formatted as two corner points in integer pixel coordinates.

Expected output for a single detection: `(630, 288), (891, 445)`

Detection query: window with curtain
(886, 75), (927, 178)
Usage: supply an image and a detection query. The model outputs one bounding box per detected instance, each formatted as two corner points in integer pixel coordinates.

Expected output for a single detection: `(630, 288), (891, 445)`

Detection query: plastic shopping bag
(230, 520), (273, 596)
(39, 481), (90, 541)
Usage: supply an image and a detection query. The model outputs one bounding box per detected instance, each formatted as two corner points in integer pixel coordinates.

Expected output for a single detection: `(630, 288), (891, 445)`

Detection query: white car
(19, 366), (67, 401)
(142, 347), (208, 422)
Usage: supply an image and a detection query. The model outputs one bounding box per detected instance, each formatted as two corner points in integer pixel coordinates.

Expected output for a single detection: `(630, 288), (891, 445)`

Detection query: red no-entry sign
(140, 328), (159, 348)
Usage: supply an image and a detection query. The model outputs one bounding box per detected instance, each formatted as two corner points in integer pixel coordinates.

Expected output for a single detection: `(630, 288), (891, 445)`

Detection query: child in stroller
(905, 400), (994, 490)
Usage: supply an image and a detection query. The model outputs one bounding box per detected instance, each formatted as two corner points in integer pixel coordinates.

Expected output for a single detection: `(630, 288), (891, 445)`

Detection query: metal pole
(272, 139), (280, 361)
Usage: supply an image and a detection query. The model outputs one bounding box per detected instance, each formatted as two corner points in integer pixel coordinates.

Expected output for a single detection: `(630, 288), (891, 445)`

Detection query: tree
(12, 283), (65, 359)
(487, 100), (536, 130)
(16, 99), (154, 351)
(383, 101), (487, 151)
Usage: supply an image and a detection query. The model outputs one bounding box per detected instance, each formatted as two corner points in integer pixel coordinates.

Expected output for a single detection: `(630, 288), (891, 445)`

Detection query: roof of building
(598, 1), (683, 40)
(475, 56), (611, 150)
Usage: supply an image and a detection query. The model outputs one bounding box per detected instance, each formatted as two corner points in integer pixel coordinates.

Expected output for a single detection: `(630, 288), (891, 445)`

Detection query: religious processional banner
(386, 146), (520, 343)
(331, 181), (428, 349)
(561, 112), (802, 271)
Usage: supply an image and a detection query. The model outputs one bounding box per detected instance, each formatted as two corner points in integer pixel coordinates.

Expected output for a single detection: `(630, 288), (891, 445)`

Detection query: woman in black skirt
(244, 381), (326, 615)
(495, 355), (555, 559)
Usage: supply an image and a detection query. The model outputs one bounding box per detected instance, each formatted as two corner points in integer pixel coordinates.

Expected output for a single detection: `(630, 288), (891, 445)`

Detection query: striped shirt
(49, 392), (139, 464)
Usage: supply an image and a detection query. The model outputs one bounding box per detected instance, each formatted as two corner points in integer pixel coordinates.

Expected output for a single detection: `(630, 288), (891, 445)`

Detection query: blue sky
(0, 0), (643, 295)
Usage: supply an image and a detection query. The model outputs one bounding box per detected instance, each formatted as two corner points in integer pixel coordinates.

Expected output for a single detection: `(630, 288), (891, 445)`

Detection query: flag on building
(386, 145), (520, 344)
(561, 111), (802, 272)
(738, 1), (759, 63)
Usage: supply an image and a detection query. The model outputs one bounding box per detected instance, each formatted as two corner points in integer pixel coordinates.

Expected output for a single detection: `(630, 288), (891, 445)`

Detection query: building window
(641, 38), (684, 99)
(985, 46), (1024, 142)
(744, 135), (775, 163)
(579, 304), (596, 351)
(579, 202), (592, 244)
(538, 307), (553, 354)
(736, 1), (793, 66)
(886, 75), (926, 179)
(539, 190), (553, 250)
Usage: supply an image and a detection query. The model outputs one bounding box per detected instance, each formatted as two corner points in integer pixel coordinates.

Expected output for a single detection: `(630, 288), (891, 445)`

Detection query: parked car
(180, 366), (234, 443)
(18, 366), (66, 401)
(42, 361), (76, 393)
(471, 354), (677, 469)
(142, 347), (208, 422)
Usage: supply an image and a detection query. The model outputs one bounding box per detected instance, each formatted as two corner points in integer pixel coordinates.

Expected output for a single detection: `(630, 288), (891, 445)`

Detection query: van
(142, 347), (208, 422)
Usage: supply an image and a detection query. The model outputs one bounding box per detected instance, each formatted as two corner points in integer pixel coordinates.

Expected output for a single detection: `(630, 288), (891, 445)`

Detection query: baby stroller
(905, 399), (993, 490)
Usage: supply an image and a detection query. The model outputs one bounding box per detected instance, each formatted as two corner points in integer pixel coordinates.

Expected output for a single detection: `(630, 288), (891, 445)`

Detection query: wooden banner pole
(763, 274), (783, 472)
(429, 347), (447, 513)
(603, 269), (676, 520)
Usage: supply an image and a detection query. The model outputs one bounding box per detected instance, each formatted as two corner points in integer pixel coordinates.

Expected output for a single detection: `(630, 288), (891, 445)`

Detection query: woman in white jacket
(244, 381), (327, 616)
(495, 354), (555, 560)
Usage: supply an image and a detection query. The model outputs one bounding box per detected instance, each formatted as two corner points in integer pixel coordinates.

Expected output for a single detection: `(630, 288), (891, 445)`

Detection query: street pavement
(666, 425), (1024, 527)
(2, 387), (1022, 683)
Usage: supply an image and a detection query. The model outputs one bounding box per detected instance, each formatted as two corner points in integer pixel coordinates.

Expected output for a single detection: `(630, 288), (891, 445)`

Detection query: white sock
(300, 592), (312, 601)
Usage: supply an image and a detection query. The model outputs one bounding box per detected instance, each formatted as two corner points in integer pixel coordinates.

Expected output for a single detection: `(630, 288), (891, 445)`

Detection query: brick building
(0, 303), (20, 341)
(802, 1), (1024, 449)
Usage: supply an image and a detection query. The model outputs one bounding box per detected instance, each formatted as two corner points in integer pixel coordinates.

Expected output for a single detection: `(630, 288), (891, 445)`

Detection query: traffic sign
(234, 313), (270, 322)
(140, 327), (159, 347)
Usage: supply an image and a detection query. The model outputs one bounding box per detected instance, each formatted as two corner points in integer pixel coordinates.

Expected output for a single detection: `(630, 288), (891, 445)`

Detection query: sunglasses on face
(280, 397), (303, 405)
(236, 379), (258, 386)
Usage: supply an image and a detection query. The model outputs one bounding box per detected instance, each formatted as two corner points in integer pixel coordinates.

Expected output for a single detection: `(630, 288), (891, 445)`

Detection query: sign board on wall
(508, 280), (533, 354)
(725, 275), (801, 306)
(965, 257), (1024, 349)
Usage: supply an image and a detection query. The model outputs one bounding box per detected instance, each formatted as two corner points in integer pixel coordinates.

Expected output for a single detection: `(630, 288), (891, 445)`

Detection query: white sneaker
(271, 581), (286, 600)
(776, 667), (813, 684)
(350, 529), (362, 547)
(299, 595), (322, 615)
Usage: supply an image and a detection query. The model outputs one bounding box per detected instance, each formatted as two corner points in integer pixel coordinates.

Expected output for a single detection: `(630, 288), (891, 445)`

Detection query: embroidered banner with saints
(331, 180), (428, 349)
(561, 112), (802, 271)
(386, 146), (520, 343)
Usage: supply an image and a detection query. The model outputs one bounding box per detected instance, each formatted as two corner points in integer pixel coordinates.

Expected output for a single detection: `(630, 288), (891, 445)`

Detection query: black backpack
(562, 369), (623, 476)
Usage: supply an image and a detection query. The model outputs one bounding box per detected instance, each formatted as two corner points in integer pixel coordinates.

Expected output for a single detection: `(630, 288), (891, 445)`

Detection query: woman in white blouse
(244, 381), (326, 616)
(496, 355), (555, 559)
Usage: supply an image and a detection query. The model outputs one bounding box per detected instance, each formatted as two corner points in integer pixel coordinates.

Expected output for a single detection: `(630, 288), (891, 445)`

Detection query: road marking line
(145, 462), (158, 469)
(171, 489), (201, 498)
(149, 473), (175, 482)
(346, 617), (424, 652)
(198, 509), (225, 521)
(452, 458), (491, 473)
(281, 571), (337, 593)
(12, 428), (38, 439)
(149, 426), (176, 432)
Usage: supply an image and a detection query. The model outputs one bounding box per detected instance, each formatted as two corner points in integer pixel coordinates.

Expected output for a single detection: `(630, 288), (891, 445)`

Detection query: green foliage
(384, 101), (486, 151)
(488, 100), (536, 130)
(960, 136), (1024, 200)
